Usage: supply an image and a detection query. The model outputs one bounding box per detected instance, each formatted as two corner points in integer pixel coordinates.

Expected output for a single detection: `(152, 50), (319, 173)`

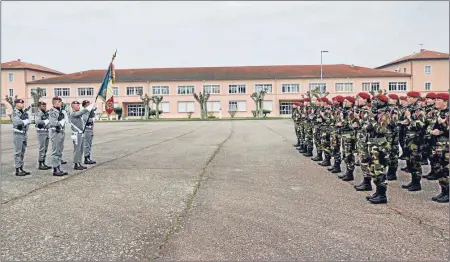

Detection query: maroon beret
(357, 92), (371, 100)
(425, 92), (437, 99)
(388, 94), (399, 100)
(334, 95), (345, 103)
(407, 91), (420, 98)
(377, 94), (389, 103)
(436, 93), (449, 101)
(345, 96), (355, 103)
(399, 96), (407, 101)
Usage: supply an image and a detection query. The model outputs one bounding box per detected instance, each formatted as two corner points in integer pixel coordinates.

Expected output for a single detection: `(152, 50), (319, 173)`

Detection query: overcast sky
(2, 1), (449, 73)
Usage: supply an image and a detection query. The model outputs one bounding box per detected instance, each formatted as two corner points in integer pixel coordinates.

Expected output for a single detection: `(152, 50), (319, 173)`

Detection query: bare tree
(139, 92), (151, 119)
(30, 87), (45, 114)
(193, 92), (211, 119)
(151, 95), (164, 119)
(250, 90), (267, 118)
(5, 95), (18, 120)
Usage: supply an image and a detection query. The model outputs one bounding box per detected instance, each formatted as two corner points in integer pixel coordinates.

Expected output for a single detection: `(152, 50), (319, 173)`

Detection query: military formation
(11, 96), (97, 177)
(292, 91), (449, 204)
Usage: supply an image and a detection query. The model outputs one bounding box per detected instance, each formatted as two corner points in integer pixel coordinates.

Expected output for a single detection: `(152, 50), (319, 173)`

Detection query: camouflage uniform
(328, 97), (345, 173)
(303, 100), (314, 157)
(422, 101), (438, 179)
(429, 101), (449, 203)
(292, 106), (301, 147)
(401, 93), (426, 191)
(311, 103), (324, 162)
(318, 101), (332, 167)
(339, 102), (358, 181)
(385, 99), (400, 181)
(354, 102), (373, 191)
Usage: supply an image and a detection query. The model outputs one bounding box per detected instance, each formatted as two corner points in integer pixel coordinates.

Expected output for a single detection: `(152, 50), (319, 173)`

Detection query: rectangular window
(206, 101), (221, 112)
(178, 101), (195, 112)
(262, 100), (273, 111)
(229, 100), (246, 111)
(279, 102), (293, 115)
(30, 88), (47, 97)
(425, 82), (431, 91)
(335, 83), (353, 93)
(388, 82), (407, 91)
(425, 65), (431, 74)
(54, 88), (70, 97)
(113, 87), (119, 96)
(8, 88), (14, 97)
(177, 85), (195, 95)
(158, 102), (170, 113)
(127, 104), (144, 117)
(1, 104), (6, 116)
(228, 84), (246, 94)
(361, 82), (380, 92)
(308, 83), (327, 93)
(152, 86), (169, 95)
(281, 84), (300, 93)
(126, 86), (143, 96)
(403, 68), (406, 73)
(203, 85), (220, 94)
(77, 87), (94, 97)
(8, 73), (14, 82)
(31, 75), (36, 81)
(254, 84), (272, 93)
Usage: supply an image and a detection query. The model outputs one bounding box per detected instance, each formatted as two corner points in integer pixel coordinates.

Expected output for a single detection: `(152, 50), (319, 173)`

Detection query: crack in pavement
(2, 125), (206, 206)
(154, 122), (235, 260)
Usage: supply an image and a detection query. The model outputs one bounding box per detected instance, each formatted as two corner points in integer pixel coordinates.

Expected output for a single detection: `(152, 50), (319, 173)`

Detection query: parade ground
(1, 120), (448, 261)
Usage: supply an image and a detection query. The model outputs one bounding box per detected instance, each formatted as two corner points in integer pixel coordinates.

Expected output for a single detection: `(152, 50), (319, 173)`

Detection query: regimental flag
(97, 50), (117, 115)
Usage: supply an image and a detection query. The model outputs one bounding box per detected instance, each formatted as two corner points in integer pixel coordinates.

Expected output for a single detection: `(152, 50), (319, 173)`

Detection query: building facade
(2, 49), (448, 120)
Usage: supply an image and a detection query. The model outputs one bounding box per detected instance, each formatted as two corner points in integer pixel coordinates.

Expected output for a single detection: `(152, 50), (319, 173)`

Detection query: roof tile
(1, 60), (64, 75)
(376, 50), (449, 68)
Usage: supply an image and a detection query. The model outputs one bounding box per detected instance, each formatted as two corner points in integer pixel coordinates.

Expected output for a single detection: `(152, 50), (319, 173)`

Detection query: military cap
(293, 102), (300, 106)
(425, 92), (437, 99)
(399, 96), (407, 100)
(303, 98), (311, 102)
(14, 99), (24, 104)
(345, 96), (355, 103)
(52, 96), (62, 101)
(334, 95), (345, 103)
(321, 97), (330, 103)
(299, 99), (304, 103)
(436, 93), (449, 101)
(357, 92), (371, 100)
(82, 100), (90, 107)
(37, 101), (46, 106)
(71, 101), (80, 105)
(407, 91), (420, 98)
(377, 94), (389, 103)
(388, 94), (399, 100)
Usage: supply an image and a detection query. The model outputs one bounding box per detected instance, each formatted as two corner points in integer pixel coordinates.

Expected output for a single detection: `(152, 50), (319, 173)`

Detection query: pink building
(1, 59), (64, 118)
(2, 49), (449, 120)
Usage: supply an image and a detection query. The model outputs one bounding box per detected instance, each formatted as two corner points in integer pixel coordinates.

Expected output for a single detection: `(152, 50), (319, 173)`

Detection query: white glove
(86, 104), (96, 111)
(22, 119), (29, 125)
(59, 119), (66, 127)
(44, 119), (50, 125)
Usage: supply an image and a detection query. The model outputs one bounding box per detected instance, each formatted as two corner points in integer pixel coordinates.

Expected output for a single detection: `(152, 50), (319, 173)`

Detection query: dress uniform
(59, 103), (68, 165)
(69, 101), (95, 170)
(35, 102), (51, 170)
(82, 100), (97, 164)
(48, 97), (68, 176)
(11, 99), (31, 176)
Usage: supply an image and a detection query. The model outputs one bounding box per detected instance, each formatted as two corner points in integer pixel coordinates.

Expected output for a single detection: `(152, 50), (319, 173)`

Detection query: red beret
(357, 92), (371, 100)
(399, 96), (407, 101)
(52, 96), (62, 101)
(321, 97), (329, 103)
(293, 102), (300, 106)
(407, 91), (420, 98)
(377, 94), (389, 103)
(345, 96), (355, 103)
(334, 95), (345, 103)
(388, 94), (399, 100)
(303, 98), (311, 102)
(426, 92), (437, 99)
(299, 99), (304, 103)
(436, 93), (449, 101)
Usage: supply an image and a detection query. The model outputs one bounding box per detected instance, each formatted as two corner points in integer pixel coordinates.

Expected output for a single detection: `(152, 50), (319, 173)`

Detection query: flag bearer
(69, 101), (96, 170)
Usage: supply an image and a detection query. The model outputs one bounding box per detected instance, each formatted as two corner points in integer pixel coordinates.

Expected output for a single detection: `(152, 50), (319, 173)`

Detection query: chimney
(17, 59), (21, 62)
(350, 64), (354, 68)
(420, 48), (425, 52)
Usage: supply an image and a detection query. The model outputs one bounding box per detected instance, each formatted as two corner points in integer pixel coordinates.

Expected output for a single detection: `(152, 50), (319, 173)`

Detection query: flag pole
(82, 49), (117, 134)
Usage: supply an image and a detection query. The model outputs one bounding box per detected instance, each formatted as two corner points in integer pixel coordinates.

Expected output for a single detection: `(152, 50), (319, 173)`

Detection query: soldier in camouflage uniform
(292, 103), (301, 148)
(365, 94), (391, 204)
(422, 93), (438, 179)
(338, 96), (358, 181)
(327, 96), (345, 173)
(384, 94), (401, 181)
(311, 98), (325, 162)
(398, 96), (408, 160)
(302, 98), (314, 157)
(429, 93), (449, 203)
(35, 101), (52, 170)
(296, 100), (307, 153)
(317, 98), (332, 167)
(400, 91), (425, 192)
(353, 92), (373, 191)
(11, 99), (31, 176)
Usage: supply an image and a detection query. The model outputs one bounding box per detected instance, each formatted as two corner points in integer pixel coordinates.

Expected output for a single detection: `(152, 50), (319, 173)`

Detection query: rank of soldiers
(292, 91), (449, 204)
(12, 96), (97, 177)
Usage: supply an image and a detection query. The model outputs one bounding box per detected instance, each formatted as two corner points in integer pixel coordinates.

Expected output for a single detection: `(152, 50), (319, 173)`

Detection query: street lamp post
(320, 50), (329, 80)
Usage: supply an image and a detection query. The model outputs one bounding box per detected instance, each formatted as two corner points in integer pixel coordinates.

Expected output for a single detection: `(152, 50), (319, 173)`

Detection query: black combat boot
(293, 139), (300, 147)
(15, 168), (27, 176)
(341, 169), (354, 181)
(61, 160), (67, 164)
(74, 163), (85, 170)
(425, 169), (439, 180)
(327, 159), (336, 171)
(420, 156), (428, 166)
(311, 152), (323, 162)
(407, 172), (422, 191)
(432, 182), (449, 203)
(53, 167), (65, 176)
(84, 156), (96, 164)
(366, 184), (379, 200)
(57, 166), (68, 175)
(303, 146), (313, 157)
(368, 181), (388, 204)
(298, 144), (307, 153)
(330, 161), (342, 173)
(20, 166), (30, 175)
(386, 167), (397, 181)
(39, 161), (51, 170)
(318, 155), (331, 167)
(354, 177), (372, 191)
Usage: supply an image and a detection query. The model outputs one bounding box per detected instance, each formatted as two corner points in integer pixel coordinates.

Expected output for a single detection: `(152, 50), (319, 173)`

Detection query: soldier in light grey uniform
(69, 100), (96, 170)
(48, 96), (68, 176)
(11, 99), (31, 176)
(35, 101), (51, 170)
(59, 102), (68, 165)
(82, 100), (97, 165)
